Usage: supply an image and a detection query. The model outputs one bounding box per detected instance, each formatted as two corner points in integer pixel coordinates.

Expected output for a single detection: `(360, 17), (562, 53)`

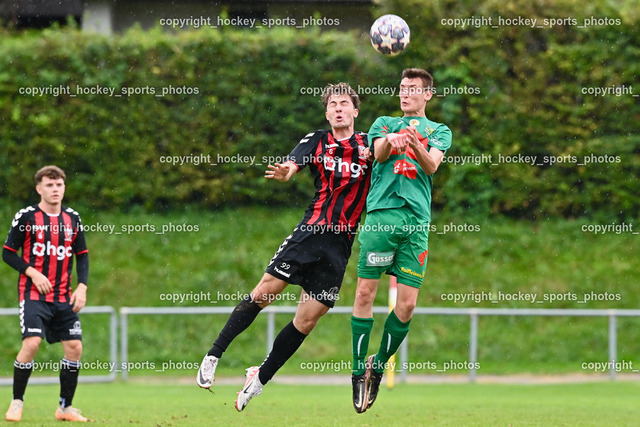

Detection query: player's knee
(64, 340), (83, 360)
(293, 317), (318, 335)
(21, 337), (42, 356)
(252, 275), (287, 307)
(355, 283), (377, 306)
(250, 289), (276, 308)
(395, 297), (416, 322)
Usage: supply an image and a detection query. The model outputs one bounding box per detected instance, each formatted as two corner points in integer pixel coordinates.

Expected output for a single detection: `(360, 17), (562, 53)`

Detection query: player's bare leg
(6, 337), (41, 421)
(353, 278), (379, 318)
(351, 278), (379, 413)
(16, 336), (41, 364)
(236, 290), (327, 411)
(250, 273), (290, 308)
(291, 290), (330, 334)
(198, 274), (288, 389)
(393, 283), (419, 323)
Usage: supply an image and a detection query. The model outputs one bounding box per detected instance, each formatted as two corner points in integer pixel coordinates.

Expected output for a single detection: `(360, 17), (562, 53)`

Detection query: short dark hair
(401, 68), (434, 90)
(35, 165), (66, 184)
(321, 82), (360, 110)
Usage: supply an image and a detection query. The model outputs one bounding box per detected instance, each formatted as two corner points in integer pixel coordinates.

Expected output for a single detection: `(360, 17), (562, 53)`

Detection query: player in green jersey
(350, 68), (452, 413)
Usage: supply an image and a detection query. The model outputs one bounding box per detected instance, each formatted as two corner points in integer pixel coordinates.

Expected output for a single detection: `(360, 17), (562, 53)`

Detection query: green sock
(374, 310), (411, 373)
(351, 316), (374, 375)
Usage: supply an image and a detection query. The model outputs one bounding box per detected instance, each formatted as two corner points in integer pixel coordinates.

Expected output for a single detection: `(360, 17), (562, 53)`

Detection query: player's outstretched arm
(265, 162), (298, 182)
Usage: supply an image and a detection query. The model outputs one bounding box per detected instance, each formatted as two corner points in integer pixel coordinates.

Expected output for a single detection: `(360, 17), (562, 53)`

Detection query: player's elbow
(424, 163), (438, 175)
(2, 247), (14, 265)
(374, 152), (390, 163)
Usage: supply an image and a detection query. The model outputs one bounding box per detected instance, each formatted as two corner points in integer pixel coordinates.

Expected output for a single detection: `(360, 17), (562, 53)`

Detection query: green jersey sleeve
(427, 124), (452, 154)
(368, 116), (392, 153)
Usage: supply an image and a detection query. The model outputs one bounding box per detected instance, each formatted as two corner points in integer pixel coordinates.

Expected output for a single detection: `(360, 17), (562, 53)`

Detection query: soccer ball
(370, 14), (410, 56)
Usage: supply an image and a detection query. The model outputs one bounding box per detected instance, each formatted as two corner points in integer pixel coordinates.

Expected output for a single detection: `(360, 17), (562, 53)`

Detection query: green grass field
(4, 381), (640, 425)
(0, 207), (638, 377)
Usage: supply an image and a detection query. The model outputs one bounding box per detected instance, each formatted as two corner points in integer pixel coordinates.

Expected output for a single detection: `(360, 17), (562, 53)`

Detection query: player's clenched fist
(387, 133), (408, 153)
(405, 126), (422, 149)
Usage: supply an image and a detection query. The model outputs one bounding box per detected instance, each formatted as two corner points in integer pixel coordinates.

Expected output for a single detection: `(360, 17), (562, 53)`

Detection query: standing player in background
(350, 68), (452, 413)
(3, 165), (90, 422)
(197, 83), (371, 411)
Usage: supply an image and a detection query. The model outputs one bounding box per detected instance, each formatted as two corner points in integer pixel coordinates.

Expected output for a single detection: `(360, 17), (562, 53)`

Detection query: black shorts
(265, 223), (354, 308)
(20, 299), (82, 343)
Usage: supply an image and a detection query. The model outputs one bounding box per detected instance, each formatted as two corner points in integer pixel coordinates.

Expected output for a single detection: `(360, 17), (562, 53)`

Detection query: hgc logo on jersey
(33, 241), (73, 260)
(323, 156), (366, 178)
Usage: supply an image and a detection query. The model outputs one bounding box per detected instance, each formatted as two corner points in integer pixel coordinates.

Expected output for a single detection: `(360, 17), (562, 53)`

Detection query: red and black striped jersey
(287, 130), (371, 233)
(3, 205), (88, 302)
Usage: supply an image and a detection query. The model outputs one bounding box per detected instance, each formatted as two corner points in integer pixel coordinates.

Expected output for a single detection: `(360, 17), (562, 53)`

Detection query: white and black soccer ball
(370, 14), (410, 56)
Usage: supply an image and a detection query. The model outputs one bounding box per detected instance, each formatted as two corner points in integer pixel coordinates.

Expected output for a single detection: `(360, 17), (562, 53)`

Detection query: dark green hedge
(1, 0), (638, 220)
(0, 26), (397, 213)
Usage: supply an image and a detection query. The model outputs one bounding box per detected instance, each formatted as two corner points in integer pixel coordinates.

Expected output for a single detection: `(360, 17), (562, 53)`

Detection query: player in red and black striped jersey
(4, 205), (88, 304)
(197, 83), (371, 411)
(3, 166), (90, 422)
(285, 128), (370, 234)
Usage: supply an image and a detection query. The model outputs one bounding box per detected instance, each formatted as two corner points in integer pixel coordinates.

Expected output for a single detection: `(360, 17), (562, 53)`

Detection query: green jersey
(367, 116), (452, 221)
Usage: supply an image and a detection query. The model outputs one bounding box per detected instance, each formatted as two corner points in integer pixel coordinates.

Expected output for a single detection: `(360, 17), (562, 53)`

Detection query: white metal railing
(118, 306), (640, 382)
(0, 306), (118, 385)
(411, 307), (640, 381)
(4, 306), (634, 384)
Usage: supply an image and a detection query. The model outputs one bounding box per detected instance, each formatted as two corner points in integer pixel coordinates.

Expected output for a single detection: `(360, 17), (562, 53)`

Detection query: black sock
(13, 360), (33, 401)
(258, 321), (307, 385)
(59, 359), (80, 408)
(208, 295), (262, 358)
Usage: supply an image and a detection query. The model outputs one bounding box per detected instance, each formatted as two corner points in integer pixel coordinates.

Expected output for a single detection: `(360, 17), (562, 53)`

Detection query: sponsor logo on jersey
(69, 321), (82, 336)
(323, 156), (366, 178)
(274, 267), (291, 278)
(274, 262), (291, 278)
(410, 119), (420, 127)
(64, 226), (73, 242)
(419, 250), (428, 266)
(366, 251), (394, 267)
(27, 328), (42, 333)
(393, 159), (418, 179)
(429, 136), (446, 150)
(400, 266), (425, 279)
(358, 145), (372, 162)
(310, 286), (340, 302)
(33, 241), (73, 261)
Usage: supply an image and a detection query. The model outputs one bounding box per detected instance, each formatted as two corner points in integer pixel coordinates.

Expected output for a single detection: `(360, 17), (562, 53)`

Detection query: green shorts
(357, 208), (430, 288)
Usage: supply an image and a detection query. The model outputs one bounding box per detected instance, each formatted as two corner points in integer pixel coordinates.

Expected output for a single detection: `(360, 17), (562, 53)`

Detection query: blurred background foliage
(0, 0), (638, 221)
